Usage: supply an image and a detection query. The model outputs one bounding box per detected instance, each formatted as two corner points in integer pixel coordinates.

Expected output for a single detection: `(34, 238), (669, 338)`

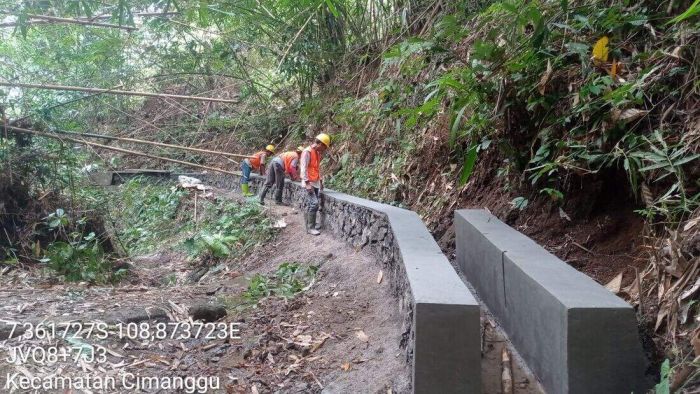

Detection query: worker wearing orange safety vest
(240, 144), (275, 196)
(300, 133), (331, 235)
(259, 146), (304, 205)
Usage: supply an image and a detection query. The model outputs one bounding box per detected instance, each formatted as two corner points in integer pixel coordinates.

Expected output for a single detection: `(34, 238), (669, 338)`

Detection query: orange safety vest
(304, 147), (321, 182)
(248, 151), (266, 170)
(279, 151), (299, 174)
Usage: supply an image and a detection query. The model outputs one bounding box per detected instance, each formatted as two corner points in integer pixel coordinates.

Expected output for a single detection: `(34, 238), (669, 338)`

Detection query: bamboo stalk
(7, 126), (237, 175)
(86, 12), (180, 20)
(0, 81), (240, 104)
(23, 14), (137, 30)
(194, 191), (199, 229)
(0, 12), (178, 28)
(277, 5), (320, 71)
(0, 20), (50, 28)
(24, 127), (250, 159)
(9, 84), (125, 126)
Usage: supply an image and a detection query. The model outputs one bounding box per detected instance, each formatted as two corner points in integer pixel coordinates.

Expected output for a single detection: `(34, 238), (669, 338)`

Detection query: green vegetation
(656, 359), (671, 394)
(244, 262), (319, 302)
(0, 138), (121, 283)
(4, 0), (695, 224)
(40, 208), (124, 283)
(14, 175), (273, 282)
(217, 262), (318, 315)
(318, 0), (700, 226)
(105, 177), (273, 259)
(182, 200), (273, 260)
(109, 179), (188, 253)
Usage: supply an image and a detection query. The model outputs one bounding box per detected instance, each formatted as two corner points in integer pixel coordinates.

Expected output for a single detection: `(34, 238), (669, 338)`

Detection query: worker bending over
(259, 146), (303, 205)
(240, 144), (275, 196)
(300, 134), (331, 235)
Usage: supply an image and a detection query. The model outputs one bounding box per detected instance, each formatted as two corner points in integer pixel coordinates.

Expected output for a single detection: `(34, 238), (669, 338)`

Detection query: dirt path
(0, 189), (409, 393)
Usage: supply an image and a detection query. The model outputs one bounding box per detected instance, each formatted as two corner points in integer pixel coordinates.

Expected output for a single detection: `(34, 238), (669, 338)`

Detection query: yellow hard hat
(315, 133), (331, 147)
(296, 146), (304, 152)
(265, 144), (276, 153)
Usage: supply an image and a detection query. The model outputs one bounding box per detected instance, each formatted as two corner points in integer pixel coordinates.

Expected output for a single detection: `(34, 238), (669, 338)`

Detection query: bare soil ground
(0, 190), (409, 393)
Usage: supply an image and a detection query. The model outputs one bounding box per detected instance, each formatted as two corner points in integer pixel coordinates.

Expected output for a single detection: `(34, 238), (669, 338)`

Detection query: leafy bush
(182, 201), (273, 260)
(244, 262), (318, 302)
(110, 178), (187, 253)
(40, 209), (124, 283)
(100, 178), (272, 260)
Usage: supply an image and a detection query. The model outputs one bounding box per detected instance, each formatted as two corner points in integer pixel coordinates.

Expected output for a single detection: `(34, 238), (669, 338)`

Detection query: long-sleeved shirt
(300, 148), (321, 188)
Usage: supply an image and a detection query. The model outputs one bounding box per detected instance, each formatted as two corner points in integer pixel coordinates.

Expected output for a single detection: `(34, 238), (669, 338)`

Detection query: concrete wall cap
(456, 209), (631, 309)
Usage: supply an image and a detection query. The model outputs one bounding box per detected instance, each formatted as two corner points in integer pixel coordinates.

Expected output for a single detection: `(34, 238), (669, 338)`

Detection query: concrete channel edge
(101, 171), (482, 393)
(455, 208), (652, 394)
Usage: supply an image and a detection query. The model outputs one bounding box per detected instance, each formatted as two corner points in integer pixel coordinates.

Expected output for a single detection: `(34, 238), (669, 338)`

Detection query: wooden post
(1, 105), (9, 182)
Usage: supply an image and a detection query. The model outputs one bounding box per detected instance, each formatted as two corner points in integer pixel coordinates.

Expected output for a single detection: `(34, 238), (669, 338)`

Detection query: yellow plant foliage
(592, 36), (609, 63)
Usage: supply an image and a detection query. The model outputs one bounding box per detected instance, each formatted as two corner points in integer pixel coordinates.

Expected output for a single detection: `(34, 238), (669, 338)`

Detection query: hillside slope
(2, 0), (699, 390)
(271, 1), (700, 387)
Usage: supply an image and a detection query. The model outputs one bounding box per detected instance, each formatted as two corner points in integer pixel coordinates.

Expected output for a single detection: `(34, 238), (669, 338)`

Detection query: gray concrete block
(455, 209), (651, 394)
(87, 171), (114, 186)
(382, 209), (481, 393)
(413, 302), (481, 393)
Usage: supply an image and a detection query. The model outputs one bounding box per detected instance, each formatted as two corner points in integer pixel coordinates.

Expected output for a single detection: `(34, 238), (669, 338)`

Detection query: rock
(189, 303), (227, 322)
(682, 233), (700, 257)
(112, 261), (133, 271)
(187, 266), (209, 283)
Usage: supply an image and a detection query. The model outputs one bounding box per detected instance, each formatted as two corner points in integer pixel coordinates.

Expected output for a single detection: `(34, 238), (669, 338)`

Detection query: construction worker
(300, 134), (331, 235)
(240, 144), (275, 196)
(259, 146), (304, 205)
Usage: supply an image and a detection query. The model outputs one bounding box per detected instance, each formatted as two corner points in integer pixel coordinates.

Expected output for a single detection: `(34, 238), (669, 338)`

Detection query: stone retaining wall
(204, 174), (482, 393)
(455, 209), (651, 394)
(104, 171), (482, 393)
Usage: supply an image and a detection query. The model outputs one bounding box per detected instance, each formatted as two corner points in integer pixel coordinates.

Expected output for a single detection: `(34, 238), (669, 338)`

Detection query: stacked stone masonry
(105, 171), (481, 394)
(208, 174), (482, 393)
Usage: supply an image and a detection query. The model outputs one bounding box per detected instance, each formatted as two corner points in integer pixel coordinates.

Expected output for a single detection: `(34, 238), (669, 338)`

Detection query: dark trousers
(261, 162), (285, 202)
(306, 187), (319, 213)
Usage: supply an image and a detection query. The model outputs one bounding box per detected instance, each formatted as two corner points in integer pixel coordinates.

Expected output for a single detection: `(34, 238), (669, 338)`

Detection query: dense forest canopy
(0, 0), (412, 121)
